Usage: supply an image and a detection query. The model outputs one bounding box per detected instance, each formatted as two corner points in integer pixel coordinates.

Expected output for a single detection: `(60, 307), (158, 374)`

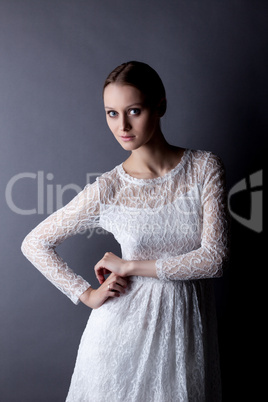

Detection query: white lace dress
(21, 149), (229, 402)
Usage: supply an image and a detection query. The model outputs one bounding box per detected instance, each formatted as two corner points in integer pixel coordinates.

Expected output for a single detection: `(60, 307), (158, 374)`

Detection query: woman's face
(103, 83), (160, 151)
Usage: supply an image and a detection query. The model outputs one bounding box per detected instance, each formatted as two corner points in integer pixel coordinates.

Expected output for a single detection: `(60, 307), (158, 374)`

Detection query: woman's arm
(21, 182), (100, 304)
(154, 154), (229, 281)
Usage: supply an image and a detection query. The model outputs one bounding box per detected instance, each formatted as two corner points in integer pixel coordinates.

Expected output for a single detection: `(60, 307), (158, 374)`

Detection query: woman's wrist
(79, 286), (94, 307)
(126, 260), (157, 278)
(124, 260), (135, 276)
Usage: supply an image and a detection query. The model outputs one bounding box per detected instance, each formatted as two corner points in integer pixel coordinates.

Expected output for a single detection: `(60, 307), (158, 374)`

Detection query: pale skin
(80, 83), (185, 309)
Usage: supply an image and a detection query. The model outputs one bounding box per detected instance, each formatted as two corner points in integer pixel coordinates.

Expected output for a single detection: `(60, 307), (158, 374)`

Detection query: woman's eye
(108, 111), (117, 117)
(129, 108), (140, 116)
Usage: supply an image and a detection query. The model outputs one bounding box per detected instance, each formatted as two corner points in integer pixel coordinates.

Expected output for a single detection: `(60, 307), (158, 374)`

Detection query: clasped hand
(80, 252), (130, 309)
(94, 252), (129, 284)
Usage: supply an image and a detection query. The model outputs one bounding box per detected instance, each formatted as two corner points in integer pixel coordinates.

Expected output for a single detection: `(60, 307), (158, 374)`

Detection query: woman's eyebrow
(104, 102), (144, 109)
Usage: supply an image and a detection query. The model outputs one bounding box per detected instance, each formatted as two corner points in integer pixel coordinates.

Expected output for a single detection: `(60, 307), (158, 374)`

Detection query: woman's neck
(123, 131), (184, 179)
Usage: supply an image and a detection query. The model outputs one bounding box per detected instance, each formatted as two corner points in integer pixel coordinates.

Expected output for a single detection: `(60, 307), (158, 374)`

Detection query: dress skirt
(66, 277), (221, 402)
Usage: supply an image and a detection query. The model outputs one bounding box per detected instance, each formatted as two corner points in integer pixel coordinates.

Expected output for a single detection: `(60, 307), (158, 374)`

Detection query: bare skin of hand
(79, 272), (127, 309)
(94, 252), (157, 283)
(94, 252), (130, 284)
(80, 252), (157, 309)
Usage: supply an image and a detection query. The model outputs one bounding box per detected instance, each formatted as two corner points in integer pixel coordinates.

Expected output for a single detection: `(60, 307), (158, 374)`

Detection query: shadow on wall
(217, 148), (264, 401)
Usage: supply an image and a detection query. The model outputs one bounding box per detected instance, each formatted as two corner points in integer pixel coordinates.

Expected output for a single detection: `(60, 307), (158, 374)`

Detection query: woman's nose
(119, 115), (131, 131)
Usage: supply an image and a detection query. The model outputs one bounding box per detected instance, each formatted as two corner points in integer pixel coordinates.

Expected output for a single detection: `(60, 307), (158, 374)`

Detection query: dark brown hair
(103, 61), (167, 116)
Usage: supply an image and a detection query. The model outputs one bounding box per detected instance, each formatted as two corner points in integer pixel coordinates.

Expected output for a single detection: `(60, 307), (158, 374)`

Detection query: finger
(108, 291), (120, 298)
(98, 270), (111, 284)
(95, 267), (105, 284)
(105, 284), (120, 296)
(99, 277), (105, 285)
(109, 283), (125, 293)
(107, 278), (127, 293)
(114, 277), (128, 288)
(95, 261), (111, 276)
(95, 261), (107, 282)
(111, 283), (126, 294)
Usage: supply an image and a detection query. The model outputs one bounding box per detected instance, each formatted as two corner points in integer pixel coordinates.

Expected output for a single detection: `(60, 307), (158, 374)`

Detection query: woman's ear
(157, 97), (167, 117)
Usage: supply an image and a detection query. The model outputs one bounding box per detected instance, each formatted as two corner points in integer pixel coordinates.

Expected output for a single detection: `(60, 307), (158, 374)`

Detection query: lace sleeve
(155, 154), (229, 281)
(21, 181), (100, 304)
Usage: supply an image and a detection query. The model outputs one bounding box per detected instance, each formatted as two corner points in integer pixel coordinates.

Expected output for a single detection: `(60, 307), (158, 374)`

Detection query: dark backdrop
(0, 1), (266, 400)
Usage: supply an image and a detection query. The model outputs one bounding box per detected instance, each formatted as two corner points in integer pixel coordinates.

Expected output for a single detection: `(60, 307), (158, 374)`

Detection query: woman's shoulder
(80, 165), (121, 198)
(96, 164), (121, 182)
(188, 149), (224, 169)
(184, 149), (225, 187)
(91, 164), (124, 196)
(188, 148), (220, 161)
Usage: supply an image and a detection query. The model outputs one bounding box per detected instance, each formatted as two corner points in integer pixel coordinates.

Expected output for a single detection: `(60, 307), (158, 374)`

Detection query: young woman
(21, 61), (229, 401)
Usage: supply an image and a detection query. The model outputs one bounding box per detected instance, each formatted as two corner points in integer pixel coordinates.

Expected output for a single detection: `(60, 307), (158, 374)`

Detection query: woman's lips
(120, 136), (135, 142)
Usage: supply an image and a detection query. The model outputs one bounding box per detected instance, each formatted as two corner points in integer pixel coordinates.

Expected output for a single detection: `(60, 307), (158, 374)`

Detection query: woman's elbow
(21, 231), (48, 258)
(211, 247), (229, 278)
(21, 233), (31, 256)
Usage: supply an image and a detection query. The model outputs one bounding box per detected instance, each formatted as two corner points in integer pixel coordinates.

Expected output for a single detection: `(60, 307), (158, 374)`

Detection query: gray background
(0, 0), (266, 400)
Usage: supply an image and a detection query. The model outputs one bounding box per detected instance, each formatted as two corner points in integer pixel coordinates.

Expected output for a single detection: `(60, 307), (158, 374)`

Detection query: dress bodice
(21, 149), (229, 304)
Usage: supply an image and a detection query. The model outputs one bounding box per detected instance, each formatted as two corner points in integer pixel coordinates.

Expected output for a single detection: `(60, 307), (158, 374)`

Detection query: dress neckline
(117, 148), (190, 185)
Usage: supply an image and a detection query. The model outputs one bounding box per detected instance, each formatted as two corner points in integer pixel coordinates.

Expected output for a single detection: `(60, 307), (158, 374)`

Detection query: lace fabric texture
(21, 149), (229, 401)
(21, 180), (100, 304)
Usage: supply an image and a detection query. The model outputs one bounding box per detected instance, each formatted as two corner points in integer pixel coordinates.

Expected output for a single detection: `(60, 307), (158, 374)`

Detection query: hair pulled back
(103, 61), (167, 116)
